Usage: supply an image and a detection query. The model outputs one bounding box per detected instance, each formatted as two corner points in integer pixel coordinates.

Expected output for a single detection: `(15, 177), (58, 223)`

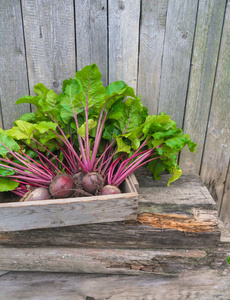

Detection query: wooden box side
(0, 175), (139, 232)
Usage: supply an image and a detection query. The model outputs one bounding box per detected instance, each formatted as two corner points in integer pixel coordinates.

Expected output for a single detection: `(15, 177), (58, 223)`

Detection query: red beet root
(82, 172), (104, 194)
(49, 174), (75, 198)
(101, 185), (121, 195)
(21, 187), (51, 202)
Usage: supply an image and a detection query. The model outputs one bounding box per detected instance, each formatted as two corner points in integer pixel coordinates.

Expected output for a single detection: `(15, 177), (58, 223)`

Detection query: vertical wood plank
(200, 0), (230, 208)
(179, 0), (226, 174)
(219, 161), (230, 231)
(108, 0), (140, 92)
(75, 0), (108, 86)
(0, 0), (30, 129)
(137, 0), (168, 114)
(158, 0), (198, 128)
(21, 0), (76, 98)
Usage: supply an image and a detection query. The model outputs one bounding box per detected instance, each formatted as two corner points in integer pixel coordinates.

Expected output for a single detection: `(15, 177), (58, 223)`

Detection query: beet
(21, 187), (51, 202)
(101, 185), (121, 195)
(49, 174), (75, 198)
(82, 172), (104, 194)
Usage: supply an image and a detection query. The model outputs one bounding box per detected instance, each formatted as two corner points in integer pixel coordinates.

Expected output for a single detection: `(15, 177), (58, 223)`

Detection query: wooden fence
(0, 0), (229, 228)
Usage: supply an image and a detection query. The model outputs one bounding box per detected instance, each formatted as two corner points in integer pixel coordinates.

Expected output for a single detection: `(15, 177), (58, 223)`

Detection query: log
(0, 246), (229, 275)
(1, 268), (229, 300)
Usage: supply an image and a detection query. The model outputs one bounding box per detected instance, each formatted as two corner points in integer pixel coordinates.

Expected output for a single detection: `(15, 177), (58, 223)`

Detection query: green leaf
(5, 127), (28, 140)
(34, 83), (50, 99)
(34, 121), (58, 134)
(227, 257), (230, 264)
(0, 177), (19, 192)
(77, 119), (97, 139)
(18, 112), (36, 122)
(0, 167), (15, 176)
(116, 137), (131, 153)
(167, 165), (182, 186)
(15, 95), (40, 107)
(74, 64), (106, 109)
(15, 120), (36, 142)
(38, 90), (59, 117)
(165, 136), (191, 152)
(0, 133), (20, 157)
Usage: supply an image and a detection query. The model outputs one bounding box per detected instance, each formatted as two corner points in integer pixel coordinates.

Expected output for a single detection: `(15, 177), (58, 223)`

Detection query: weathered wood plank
(0, 208), (220, 249)
(0, 246), (223, 275)
(1, 269), (229, 300)
(0, 192), (138, 232)
(108, 0), (140, 92)
(219, 161), (230, 231)
(21, 0), (76, 98)
(200, 1), (230, 208)
(179, 0), (226, 174)
(0, 0), (30, 129)
(75, 0), (108, 86)
(0, 271), (8, 276)
(137, 0), (168, 114)
(158, 0), (198, 127)
(0, 174), (220, 249)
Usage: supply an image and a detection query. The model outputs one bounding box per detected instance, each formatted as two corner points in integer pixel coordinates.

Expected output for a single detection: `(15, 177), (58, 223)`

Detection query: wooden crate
(0, 175), (138, 232)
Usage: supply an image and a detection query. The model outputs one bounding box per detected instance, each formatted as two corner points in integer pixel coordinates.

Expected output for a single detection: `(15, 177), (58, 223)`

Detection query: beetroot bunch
(0, 64), (197, 202)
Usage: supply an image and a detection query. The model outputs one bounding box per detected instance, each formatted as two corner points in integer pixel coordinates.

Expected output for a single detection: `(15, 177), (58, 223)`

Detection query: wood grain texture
(158, 0), (198, 127)
(137, 0), (168, 114)
(75, 0), (108, 86)
(200, 1), (230, 208)
(0, 174), (220, 249)
(0, 194), (138, 232)
(0, 269), (229, 300)
(21, 0), (76, 98)
(0, 210), (220, 250)
(179, 0), (226, 174)
(219, 161), (230, 231)
(108, 0), (140, 92)
(0, 246), (225, 275)
(0, 0), (30, 129)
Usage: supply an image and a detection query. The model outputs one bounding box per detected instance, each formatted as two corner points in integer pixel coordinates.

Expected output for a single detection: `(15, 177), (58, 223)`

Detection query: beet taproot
(101, 185), (121, 195)
(49, 174), (75, 198)
(82, 172), (104, 194)
(20, 187), (51, 202)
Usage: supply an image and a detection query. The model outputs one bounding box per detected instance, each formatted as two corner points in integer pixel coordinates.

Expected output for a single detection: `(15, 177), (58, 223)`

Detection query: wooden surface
(108, 0), (140, 92)
(21, 0), (76, 96)
(0, 246), (228, 275)
(0, 177), (138, 232)
(0, 0), (30, 129)
(0, 268), (229, 300)
(200, 0), (230, 209)
(179, 0), (226, 174)
(158, 0), (198, 128)
(0, 172), (220, 249)
(219, 163), (230, 231)
(75, 0), (108, 86)
(0, 0), (229, 226)
(137, 0), (167, 114)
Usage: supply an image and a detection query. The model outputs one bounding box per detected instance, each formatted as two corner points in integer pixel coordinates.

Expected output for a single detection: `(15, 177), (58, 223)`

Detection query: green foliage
(0, 63), (197, 194)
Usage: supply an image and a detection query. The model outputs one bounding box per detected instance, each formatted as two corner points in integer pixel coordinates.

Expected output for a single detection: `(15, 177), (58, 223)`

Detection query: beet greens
(0, 63), (197, 199)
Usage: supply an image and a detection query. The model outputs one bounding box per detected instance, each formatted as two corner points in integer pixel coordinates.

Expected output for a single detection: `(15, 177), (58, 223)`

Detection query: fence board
(200, 0), (230, 208)
(219, 161), (230, 231)
(0, 0), (30, 129)
(75, 0), (108, 86)
(108, 0), (140, 92)
(21, 0), (76, 100)
(179, 0), (226, 174)
(137, 0), (168, 114)
(158, 0), (198, 128)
